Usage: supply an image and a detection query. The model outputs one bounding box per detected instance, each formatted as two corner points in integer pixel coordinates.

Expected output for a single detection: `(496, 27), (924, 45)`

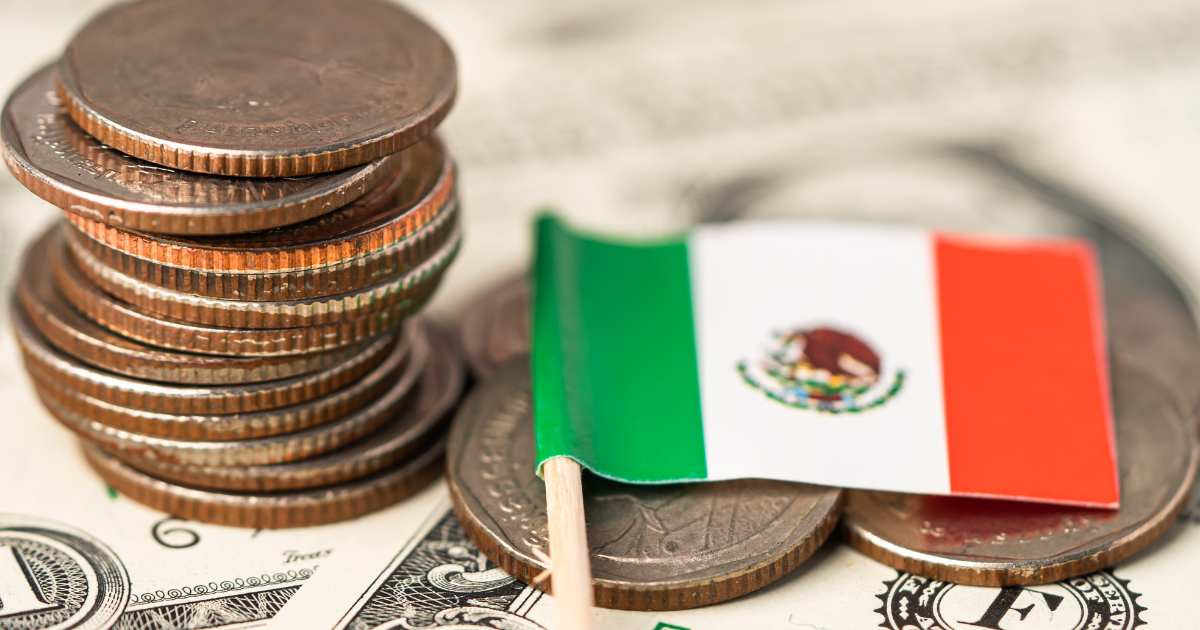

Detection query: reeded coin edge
(81, 438), (446, 528)
(65, 142), (456, 271)
(56, 65), (456, 177)
(66, 221), (462, 329)
(109, 325), (462, 491)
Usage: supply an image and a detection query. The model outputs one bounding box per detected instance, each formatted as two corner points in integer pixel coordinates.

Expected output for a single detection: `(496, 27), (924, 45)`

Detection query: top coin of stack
(2, 0), (466, 528)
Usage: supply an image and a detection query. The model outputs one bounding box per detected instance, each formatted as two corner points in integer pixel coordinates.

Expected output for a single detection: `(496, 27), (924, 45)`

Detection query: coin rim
(446, 356), (845, 611)
(839, 354), (1200, 586)
(55, 1), (457, 177)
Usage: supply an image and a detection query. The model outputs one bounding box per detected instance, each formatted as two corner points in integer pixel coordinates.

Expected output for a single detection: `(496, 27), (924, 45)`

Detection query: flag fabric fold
(531, 216), (1118, 508)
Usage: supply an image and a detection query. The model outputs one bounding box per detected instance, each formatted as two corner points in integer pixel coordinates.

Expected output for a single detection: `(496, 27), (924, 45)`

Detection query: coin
(50, 228), (405, 356)
(32, 324), (419, 443)
(114, 324), (465, 491)
(66, 220), (461, 329)
(841, 354), (1199, 586)
(1107, 286), (1200, 423)
(446, 357), (844, 611)
(17, 230), (368, 385)
(40, 328), (422, 466)
(58, 0), (456, 176)
(65, 135), (455, 295)
(459, 275), (528, 379)
(81, 434), (446, 528)
(2, 66), (401, 235)
(13, 302), (400, 416)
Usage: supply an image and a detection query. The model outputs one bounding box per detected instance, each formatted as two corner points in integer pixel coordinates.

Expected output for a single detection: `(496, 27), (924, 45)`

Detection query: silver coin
(459, 275), (528, 380)
(446, 356), (843, 611)
(842, 354), (1198, 585)
(114, 323), (465, 491)
(41, 328), (427, 467)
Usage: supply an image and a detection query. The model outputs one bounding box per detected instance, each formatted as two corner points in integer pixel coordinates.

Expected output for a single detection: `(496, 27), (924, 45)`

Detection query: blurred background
(5, 0), (1200, 319)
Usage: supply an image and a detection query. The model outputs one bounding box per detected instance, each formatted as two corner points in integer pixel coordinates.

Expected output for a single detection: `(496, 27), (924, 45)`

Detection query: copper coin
(66, 135), (454, 292)
(58, 0), (456, 176)
(43, 328), (424, 467)
(841, 354), (1198, 586)
(446, 357), (843, 611)
(18, 229), (367, 385)
(115, 323), (464, 491)
(66, 219), (461, 329)
(2, 66), (400, 235)
(81, 435), (446, 528)
(13, 302), (400, 416)
(459, 275), (528, 380)
(33, 324), (419, 443)
(50, 227), (405, 355)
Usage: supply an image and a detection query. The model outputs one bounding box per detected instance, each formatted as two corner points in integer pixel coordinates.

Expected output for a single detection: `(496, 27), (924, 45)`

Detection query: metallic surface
(42, 330), (423, 466)
(66, 220), (461, 329)
(81, 436), (446, 528)
(117, 324), (464, 491)
(51, 227), (405, 355)
(2, 66), (396, 235)
(65, 135), (453, 280)
(14, 303), (399, 416)
(446, 357), (844, 611)
(18, 230), (366, 384)
(58, 0), (456, 176)
(842, 355), (1199, 586)
(459, 275), (528, 380)
(33, 326), (419, 443)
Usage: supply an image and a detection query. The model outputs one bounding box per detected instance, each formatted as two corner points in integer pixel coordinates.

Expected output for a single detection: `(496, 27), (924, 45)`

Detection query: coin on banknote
(2, 66), (401, 235)
(42, 330), (421, 466)
(65, 222), (460, 329)
(841, 354), (1198, 586)
(446, 357), (844, 611)
(83, 434), (446, 528)
(34, 326), (418, 444)
(49, 229), (404, 355)
(58, 0), (456, 176)
(14, 303), (399, 416)
(459, 276), (528, 379)
(115, 324), (464, 491)
(67, 136), (457, 300)
(18, 231), (370, 385)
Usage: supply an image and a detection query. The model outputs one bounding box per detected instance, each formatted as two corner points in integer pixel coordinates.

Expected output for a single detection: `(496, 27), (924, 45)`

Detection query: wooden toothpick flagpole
(543, 456), (594, 630)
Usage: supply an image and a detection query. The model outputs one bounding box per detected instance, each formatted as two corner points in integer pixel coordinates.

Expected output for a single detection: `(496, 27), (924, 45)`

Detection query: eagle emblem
(738, 327), (904, 413)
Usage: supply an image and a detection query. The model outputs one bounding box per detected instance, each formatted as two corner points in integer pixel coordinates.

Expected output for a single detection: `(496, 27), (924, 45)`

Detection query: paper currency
(4, 0), (1200, 629)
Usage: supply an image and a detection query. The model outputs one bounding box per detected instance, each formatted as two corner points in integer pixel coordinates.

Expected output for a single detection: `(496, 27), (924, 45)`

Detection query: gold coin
(40, 329), (424, 466)
(841, 354), (1198, 586)
(66, 220), (461, 329)
(32, 325), (420, 443)
(2, 65), (400, 235)
(13, 302), (399, 416)
(50, 226), (405, 355)
(81, 436), (446, 528)
(18, 229), (367, 384)
(58, 0), (456, 176)
(114, 323), (464, 491)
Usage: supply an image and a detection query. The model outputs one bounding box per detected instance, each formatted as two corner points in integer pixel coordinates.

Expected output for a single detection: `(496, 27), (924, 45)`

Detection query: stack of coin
(2, 0), (466, 528)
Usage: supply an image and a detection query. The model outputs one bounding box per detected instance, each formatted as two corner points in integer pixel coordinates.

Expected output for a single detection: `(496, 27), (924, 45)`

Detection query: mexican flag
(531, 216), (1119, 508)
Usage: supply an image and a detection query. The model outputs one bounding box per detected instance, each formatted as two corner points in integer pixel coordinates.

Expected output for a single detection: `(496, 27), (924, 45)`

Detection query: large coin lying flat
(446, 357), (844, 611)
(841, 354), (1198, 586)
(57, 0), (456, 177)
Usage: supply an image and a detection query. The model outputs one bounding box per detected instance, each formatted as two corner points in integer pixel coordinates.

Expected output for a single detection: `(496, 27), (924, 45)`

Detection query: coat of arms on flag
(738, 326), (905, 413)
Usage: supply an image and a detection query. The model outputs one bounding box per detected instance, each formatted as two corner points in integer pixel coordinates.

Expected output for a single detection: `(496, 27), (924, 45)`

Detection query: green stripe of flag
(532, 215), (707, 482)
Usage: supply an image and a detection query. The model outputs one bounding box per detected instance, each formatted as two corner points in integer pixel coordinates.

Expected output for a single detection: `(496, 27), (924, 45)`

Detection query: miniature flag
(532, 216), (1119, 508)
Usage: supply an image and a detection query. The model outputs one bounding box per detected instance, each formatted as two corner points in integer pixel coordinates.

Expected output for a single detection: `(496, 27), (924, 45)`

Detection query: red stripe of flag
(935, 234), (1118, 507)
